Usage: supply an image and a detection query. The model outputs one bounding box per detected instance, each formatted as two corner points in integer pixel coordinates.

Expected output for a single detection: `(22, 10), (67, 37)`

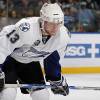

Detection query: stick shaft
(4, 84), (100, 90)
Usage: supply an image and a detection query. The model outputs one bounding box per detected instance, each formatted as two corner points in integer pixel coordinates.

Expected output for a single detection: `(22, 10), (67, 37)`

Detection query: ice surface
(15, 74), (100, 100)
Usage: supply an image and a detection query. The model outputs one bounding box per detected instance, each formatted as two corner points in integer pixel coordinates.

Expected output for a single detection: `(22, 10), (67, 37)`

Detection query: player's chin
(49, 32), (57, 36)
(46, 30), (57, 36)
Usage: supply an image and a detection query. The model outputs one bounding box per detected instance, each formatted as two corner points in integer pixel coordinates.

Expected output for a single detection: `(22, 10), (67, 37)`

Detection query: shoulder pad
(60, 26), (71, 38)
(65, 27), (71, 38)
(15, 18), (30, 32)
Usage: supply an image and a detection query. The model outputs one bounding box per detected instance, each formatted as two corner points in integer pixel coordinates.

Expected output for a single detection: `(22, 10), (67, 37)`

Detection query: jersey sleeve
(0, 25), (22, 64)
(57, 26), (71, 58)
(0, 18), (32, 64)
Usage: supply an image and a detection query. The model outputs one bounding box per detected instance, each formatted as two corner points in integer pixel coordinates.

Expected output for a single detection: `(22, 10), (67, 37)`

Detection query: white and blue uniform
(0, 17), (70, 64)
(0, 17), (70, 100)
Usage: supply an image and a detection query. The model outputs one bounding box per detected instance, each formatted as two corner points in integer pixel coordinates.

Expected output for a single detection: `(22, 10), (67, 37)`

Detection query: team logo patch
(19, 22), (30, 32)
(33, 40), (41, 46)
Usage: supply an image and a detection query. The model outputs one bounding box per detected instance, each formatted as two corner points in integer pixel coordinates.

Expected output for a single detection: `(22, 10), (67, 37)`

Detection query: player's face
(44, 21), (60, 36)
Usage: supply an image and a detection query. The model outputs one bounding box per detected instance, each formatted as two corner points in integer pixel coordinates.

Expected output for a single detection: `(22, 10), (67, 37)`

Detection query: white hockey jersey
(0, 17), (70, 64)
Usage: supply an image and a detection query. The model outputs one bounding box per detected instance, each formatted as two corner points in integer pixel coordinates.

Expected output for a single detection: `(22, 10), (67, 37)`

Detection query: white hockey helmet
(40, 3), (64, 24)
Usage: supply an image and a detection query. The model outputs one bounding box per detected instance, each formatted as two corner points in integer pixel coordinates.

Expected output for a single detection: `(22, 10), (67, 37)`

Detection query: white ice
(15, 74), (100, 100)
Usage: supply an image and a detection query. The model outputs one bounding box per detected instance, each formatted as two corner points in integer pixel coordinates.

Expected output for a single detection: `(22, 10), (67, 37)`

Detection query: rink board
(61, 67), (100, 74)
(60, 32), (100, 74)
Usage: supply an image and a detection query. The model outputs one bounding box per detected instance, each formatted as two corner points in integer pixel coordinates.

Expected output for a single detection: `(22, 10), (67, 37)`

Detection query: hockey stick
(69, 86), (100, 90)
(4, 84), (100, 91)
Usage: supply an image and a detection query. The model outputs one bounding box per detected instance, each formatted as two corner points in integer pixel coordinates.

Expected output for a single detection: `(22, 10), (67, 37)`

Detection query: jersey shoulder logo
(33, 40), (41, 46)
(19, 22), (30, 32)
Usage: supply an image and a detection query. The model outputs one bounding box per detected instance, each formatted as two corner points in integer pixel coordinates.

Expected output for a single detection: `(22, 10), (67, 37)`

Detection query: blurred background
(0, 0), (100, 32)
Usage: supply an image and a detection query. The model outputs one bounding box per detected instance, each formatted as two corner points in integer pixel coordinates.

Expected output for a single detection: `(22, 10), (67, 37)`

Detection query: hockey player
(0, 2), (70, 100)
